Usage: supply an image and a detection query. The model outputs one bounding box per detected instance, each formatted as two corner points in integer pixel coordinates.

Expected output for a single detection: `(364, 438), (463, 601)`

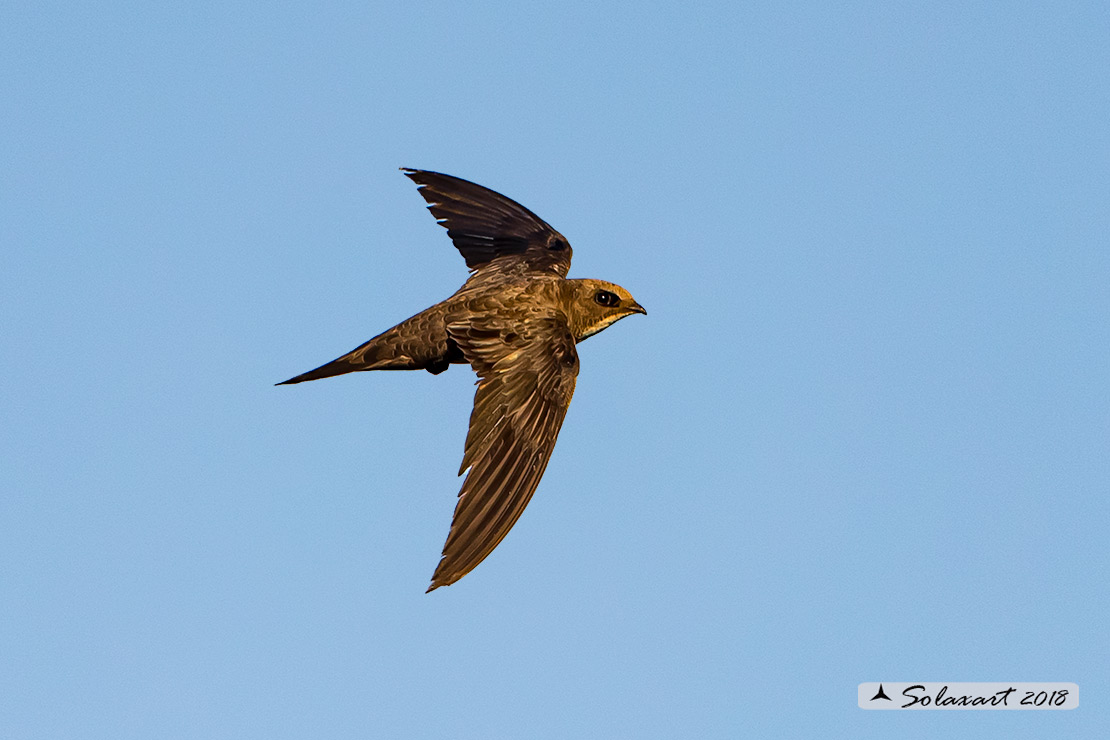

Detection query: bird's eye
(594, 290), (620, 307)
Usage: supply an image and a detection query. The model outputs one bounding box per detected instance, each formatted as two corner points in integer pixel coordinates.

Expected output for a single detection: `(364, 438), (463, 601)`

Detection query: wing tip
(425, 566), (454, 593)
(400, 167), (428, 185)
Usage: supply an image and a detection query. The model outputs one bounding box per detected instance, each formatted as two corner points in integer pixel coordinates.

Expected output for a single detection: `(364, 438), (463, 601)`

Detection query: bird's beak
(627, 301), (647, 316)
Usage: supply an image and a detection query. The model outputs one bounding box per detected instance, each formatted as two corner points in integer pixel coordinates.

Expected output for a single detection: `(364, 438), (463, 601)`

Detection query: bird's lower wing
(427, 313), (579, 591)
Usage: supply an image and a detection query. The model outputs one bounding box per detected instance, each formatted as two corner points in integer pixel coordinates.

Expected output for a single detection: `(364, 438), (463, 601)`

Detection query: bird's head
(563, 279), (646, 341)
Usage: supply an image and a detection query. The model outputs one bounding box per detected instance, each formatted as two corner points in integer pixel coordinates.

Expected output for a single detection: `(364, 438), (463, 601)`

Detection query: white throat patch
(579, 312), (625, 340)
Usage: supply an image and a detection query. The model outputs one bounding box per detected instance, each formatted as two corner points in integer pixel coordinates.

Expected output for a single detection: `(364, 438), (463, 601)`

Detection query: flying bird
(279, 169), (645, 591)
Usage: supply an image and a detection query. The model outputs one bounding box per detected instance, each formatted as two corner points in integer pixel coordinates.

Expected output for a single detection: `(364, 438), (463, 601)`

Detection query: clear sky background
(2, 2), (1107, 738)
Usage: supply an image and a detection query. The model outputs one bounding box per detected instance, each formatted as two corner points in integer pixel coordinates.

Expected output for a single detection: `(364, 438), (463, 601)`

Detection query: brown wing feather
(401, 168), (573, 277)
(427, 313), (579, 591)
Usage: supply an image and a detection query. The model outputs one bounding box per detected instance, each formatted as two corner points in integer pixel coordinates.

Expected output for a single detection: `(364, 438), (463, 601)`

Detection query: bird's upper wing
(402, 168), (573, 278)
(427, 309), (579, 590)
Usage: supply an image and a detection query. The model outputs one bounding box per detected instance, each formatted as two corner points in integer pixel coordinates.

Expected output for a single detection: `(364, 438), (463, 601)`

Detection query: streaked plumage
(279, 169), (645, 591)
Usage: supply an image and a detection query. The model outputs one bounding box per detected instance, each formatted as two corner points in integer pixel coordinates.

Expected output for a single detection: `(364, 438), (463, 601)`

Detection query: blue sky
(2, 2), (1107, 738)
